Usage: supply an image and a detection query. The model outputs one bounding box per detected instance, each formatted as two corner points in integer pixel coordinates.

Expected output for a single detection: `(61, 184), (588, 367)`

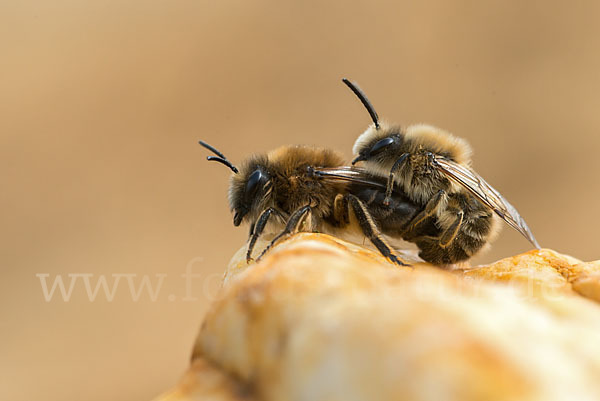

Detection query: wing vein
(433, 156), (540, 249)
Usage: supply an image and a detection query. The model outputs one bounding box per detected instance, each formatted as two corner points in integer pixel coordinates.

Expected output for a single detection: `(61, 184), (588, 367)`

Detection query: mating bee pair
(200, 79), (540, 266)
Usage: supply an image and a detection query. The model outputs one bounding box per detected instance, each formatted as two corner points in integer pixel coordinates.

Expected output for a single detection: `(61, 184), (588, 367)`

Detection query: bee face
(352, 129), (405, 166)
(229, 158), (271, 226)
(224, 145), (349, 227)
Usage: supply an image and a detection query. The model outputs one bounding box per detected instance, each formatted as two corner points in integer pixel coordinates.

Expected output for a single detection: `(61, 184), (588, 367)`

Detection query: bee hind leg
(256, 205), (312, 262)
(402, 189), (447, 238)
(414, 211), (469, 264)
(346, 194), (411, 267)
(439, 210), (464, 248)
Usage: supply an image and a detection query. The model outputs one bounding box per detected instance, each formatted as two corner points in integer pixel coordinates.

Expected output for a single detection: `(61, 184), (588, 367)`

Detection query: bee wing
(432, 156), (540, 249)
(313, 166), (388, 189)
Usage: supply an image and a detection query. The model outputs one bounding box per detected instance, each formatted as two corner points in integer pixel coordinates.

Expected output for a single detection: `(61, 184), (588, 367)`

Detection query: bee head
(229, 159), (271, 226)
(351, 129), (404, 165)
(342, 78), (405, 166)
(200, 141), (270, 226)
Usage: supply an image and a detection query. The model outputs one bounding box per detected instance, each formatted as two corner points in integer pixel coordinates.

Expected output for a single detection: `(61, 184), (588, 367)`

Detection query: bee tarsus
(256, 205), (312, 262)
(247, 207), (279, 262)
(343, 194), (411, 267)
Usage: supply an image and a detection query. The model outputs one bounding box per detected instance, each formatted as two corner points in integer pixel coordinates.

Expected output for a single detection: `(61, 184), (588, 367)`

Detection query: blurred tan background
(2, 1), (600, 400)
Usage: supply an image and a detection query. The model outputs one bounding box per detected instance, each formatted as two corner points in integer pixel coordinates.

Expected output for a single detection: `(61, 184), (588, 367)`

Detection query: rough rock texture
(154, 233), (600, 401)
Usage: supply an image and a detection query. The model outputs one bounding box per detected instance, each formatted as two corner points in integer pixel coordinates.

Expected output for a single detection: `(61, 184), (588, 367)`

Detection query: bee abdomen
(416, 233), (487, 265)
(416, 209), (494, 265)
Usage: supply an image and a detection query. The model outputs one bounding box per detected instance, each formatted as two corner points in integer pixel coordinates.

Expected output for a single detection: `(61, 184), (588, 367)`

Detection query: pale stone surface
(154, 233), (600, 401)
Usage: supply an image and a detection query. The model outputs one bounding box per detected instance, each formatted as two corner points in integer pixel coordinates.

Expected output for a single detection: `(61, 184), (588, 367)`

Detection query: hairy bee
(332, 78), (540, 265)
(199, 141), (421, 266)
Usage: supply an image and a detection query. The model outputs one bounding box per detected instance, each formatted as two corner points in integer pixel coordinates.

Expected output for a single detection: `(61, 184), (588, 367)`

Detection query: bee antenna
(342, 78), (380, 130)
(199, 140), (239, 173)
(207, 156), (239, 173)
(199, 140), (228, 159)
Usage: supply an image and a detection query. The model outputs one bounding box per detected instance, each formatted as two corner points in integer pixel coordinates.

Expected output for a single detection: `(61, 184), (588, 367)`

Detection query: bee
(198, 141), (422, 266)
(329, 78), (540, 265)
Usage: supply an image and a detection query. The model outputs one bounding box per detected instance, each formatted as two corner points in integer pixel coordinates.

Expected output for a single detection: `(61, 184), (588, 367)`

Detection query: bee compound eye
(245, 169), (265, 199)
(369, 137), (395, 156)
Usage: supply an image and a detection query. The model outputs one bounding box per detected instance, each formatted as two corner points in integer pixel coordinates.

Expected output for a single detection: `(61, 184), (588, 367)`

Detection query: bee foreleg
(383, 153), (409, 206)
(256, 205), (312, 261)
(403, 189), (446, 236)
(439, 210), (464, 248)
(347, 194), (411, 267)
(247, 208), (280, 263)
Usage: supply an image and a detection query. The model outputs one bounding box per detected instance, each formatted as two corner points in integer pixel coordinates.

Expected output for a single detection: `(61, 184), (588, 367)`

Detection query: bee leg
(247, 208), (279, 263)
(347, 194), (411, 267)
(439, 211), (464, 248)
(383, 153), (409, 206)
(403, 190), (446, 236)
(256, 205), (312, 261)
(411, 211), (466, 265)
(333, 193), (350, 226)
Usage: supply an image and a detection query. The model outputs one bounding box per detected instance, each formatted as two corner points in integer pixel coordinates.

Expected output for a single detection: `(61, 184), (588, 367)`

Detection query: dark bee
(330, 78), (540, 265)
(199, 141), (421, 266)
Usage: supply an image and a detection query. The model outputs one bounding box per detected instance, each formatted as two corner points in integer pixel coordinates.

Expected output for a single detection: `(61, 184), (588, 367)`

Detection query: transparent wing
(432, 156), (540, 249)
(312, 166), (388, 189)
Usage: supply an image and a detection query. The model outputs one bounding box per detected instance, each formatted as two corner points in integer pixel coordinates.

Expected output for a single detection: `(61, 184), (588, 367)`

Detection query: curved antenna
(199, 140), (227, 159)
(207, 156), (239, 173)
(199, 140), (239, 174)
(342, 78), (380, 130)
